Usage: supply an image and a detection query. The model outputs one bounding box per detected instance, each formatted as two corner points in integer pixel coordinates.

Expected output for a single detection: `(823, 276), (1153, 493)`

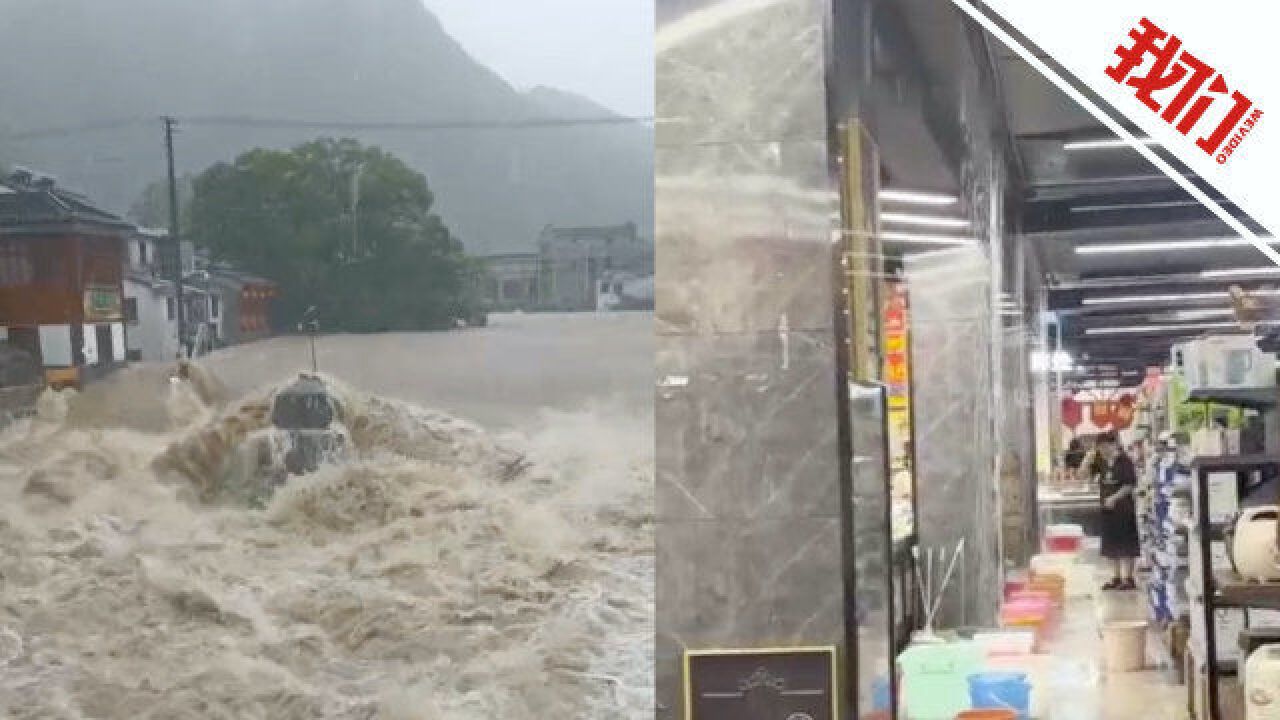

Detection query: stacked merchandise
(1187, 466), (1247, 672)
(1144, 452), (1190, 628)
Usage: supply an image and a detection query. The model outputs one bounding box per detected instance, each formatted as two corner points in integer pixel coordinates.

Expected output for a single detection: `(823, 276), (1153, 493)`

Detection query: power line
(0, 117), (153, 141)
(179, 114), (655, 130)
(0, 113), (654, 142)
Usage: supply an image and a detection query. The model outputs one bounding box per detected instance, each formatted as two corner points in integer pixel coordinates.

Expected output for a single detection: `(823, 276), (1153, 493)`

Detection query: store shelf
(1185, 518), (1228, 541)
(1187, 643), (1239, 674)
(1215, 579), (1280, 610)
(1187, 386), (1279, 409)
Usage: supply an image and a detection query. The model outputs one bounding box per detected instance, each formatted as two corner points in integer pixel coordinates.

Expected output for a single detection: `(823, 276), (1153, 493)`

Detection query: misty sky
(420, 0), (653, 117)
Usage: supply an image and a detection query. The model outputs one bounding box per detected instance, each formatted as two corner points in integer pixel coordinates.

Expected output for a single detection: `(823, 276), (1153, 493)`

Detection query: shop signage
(1089, 395), (1136, 430)
(684, 647), (836, 720)
(1064, 389), (1139, 432)
(83, 285), (122, 322)
(882, 282), (910, 410)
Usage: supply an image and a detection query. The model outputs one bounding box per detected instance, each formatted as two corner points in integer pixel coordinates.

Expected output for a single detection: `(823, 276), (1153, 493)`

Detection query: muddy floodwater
(0, 313), (653, 719)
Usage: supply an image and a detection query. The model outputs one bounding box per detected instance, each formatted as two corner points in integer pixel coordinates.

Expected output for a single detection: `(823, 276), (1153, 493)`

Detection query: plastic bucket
(985, 654), (1050, 719)
(999, 601), (1051, 652)
(1027, 577), (1066, 610)
(872, 676), (891, 712)
(1046, 524), (1084, 540)
(1102, 621), (1147, 672)
(899, 642), (982, 720)
(968, 671), (1031, 719)
(1030, 553), (1075, 577)
(1003, 578), (1028, 600)
(1063, 562), (1095, 598)
(1002, 598), (1053, 622)
(972, 629), (1036, 657)
(955, 710), (1016, 720)
(1045, 535), (1082, 553)
(1007, 590), (1054, 607)
(1029, 573), (1066, 596)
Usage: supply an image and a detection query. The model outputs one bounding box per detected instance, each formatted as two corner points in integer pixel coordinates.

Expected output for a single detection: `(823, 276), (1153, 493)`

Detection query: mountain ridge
(0, 0), (652, 254)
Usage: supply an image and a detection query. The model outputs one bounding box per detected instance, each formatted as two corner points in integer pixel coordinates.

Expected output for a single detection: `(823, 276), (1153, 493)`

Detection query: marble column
(654, 0), (846, 718)
(906, 245), (1000, 629)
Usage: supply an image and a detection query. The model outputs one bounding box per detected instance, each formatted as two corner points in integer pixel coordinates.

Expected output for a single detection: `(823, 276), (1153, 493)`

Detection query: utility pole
(351, 163), (363, 261)
(163, 116), (185, 357)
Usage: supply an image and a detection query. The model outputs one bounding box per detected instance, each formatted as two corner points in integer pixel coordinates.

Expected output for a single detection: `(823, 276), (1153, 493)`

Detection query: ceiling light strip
(879, 231), (975, 246)
(1077, 237), (1278, 254)
(1200, 266), (1280, 278)
(1063, 137), (1160, 151)
(1082, 291), (1228, 305)
(1084, 321), (1239, 336)
(878, 189), (959, 206)
(880, 212), (970, 229)
(1071, 200), (1203, 213)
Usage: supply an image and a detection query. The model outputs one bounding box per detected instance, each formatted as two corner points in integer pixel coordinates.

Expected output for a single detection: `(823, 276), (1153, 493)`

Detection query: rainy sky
(420, 0), (654, 117)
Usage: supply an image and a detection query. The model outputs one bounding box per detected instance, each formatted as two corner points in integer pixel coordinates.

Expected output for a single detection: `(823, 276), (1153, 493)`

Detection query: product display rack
(1144, 451), (1189, 651)
(1190, 448), (1280, 720)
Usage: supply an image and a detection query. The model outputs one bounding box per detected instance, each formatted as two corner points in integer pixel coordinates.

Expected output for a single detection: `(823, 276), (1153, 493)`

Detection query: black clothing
(1098, 452), (1140, 558)
(1064, 449), (1085, 471)
(1064, 440), (1085, 471)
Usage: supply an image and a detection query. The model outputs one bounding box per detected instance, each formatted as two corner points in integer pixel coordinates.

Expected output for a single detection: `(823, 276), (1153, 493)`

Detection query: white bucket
(1031, 552), (1077, 577)
(974, 629), (1037, 656)
(1102, 621), (1148, 672)
(1068, 564), (1095, 598)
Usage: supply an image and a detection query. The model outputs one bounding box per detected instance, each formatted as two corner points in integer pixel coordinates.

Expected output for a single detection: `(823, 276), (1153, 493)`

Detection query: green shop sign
(83, 285), (122, 321)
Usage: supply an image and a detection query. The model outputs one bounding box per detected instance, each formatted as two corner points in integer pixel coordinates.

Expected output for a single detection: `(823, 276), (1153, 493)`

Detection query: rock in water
(271, 375), (348, 477)
(271, 374), (340, 430)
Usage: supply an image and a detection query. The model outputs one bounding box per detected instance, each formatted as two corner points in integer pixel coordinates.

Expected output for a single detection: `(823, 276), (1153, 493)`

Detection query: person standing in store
(1063, 437), (1085, 482)
(1094, 432), (1140, 590)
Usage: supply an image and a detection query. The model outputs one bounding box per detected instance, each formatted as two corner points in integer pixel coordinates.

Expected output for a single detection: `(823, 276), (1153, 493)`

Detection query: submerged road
(200, 311), (653, 429)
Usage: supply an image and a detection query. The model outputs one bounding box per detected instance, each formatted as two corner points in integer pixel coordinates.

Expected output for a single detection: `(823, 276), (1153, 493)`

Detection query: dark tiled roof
(0, 179), (132, 230)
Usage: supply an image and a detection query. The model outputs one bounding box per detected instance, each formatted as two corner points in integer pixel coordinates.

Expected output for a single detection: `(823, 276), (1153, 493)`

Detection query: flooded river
(0, 312), (653, 719)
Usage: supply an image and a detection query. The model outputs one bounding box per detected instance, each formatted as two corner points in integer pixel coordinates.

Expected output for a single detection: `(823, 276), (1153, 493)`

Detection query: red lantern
(1061, 396), (1082, 430)
(1091, 400), (1115, 429)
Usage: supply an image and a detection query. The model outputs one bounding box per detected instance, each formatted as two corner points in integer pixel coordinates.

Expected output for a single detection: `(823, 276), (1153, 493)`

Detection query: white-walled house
(124, 231), (244, 360)
(122, 228), (185, 362)
(123, 271), (180, 362)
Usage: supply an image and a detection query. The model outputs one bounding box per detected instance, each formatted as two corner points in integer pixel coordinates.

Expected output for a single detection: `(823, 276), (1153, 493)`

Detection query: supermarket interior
(656, 1), (1279, 720)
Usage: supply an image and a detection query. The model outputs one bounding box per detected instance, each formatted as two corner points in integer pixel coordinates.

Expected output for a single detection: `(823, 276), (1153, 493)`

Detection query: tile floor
(1042, 587), (1188, 719)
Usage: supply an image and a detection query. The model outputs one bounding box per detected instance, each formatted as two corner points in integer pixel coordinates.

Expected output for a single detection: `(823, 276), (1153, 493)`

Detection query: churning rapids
(0, 351), (652, 717)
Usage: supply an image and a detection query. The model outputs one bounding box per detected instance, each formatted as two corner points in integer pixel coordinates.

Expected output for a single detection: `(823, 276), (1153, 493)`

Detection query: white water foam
(0, 365), (652, 718)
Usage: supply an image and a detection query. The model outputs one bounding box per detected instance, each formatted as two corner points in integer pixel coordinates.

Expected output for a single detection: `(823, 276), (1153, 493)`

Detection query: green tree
(128, 175), (194, 228)
(187, 137), (480, 332)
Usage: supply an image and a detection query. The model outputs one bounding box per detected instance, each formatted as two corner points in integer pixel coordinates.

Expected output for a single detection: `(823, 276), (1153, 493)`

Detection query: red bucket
(1044, 535), (1082, 553)
(1003, 578), (1028, 600)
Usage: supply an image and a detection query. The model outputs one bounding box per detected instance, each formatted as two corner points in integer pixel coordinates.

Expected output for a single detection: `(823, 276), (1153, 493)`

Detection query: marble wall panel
(656, 0), (828, 149)
(655, 143), (835, 338)
(906, 245), (1000, 629)
(656, 0), (847, 717)
(655, 516), (846, 718)
(656, 330), (843, 523)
